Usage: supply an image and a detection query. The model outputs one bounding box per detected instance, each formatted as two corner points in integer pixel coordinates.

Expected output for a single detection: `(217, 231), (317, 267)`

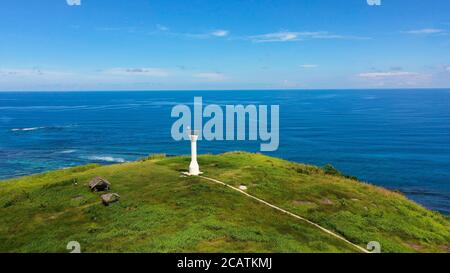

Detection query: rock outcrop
(101, 193), (120, 206)
(88, 177), (110, 192)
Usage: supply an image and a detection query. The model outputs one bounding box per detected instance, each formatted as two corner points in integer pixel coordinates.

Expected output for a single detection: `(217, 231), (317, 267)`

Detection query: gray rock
(320, 198), (334, 205)
(88, 177), (110, 192)
(101, 193), (120, 206)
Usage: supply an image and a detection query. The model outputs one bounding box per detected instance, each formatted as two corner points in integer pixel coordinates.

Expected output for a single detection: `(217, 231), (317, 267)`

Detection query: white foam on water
(85, 156), (126, 163)
(11, 127), (45, 132)
(11, 124), (77, 132)
(59, 150), (77, 154)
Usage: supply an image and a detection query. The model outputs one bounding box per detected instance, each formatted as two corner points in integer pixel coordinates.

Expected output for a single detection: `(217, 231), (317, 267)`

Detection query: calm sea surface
(0, 90), (449, 214)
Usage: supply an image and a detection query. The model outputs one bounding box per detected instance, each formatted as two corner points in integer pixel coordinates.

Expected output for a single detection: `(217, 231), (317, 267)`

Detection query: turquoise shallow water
(0, 90), (449, 214)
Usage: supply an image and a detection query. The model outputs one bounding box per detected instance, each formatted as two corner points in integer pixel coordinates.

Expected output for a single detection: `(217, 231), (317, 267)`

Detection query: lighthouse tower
(188, 129), (201, 176)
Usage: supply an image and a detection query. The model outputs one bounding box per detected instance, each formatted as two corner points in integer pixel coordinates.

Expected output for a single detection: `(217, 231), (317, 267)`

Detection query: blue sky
(0, 0), (450, 90)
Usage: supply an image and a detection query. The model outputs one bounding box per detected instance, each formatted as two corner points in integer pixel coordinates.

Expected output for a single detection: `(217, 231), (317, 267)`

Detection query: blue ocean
(0, 90), (449, 214)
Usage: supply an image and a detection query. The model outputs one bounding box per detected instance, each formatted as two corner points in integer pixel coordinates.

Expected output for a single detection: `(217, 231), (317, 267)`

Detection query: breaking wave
(58, 150), (77, 154)
(85, 156), (126, 163)
(11, 125), (76, 132)
(11, 127), (45, 132)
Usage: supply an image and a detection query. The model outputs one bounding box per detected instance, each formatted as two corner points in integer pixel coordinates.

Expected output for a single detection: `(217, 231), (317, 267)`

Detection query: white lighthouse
(188, 129), (201, 176)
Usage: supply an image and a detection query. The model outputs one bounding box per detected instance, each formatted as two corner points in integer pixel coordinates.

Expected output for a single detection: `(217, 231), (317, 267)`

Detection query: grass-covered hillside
(0, 152), (448, 253)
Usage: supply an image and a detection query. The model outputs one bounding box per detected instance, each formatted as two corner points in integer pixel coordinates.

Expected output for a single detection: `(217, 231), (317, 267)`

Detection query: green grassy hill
(0, 152), (448, 253)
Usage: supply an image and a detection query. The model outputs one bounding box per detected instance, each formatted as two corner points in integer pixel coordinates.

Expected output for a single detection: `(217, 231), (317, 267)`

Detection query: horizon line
(1, 87), (450, 93)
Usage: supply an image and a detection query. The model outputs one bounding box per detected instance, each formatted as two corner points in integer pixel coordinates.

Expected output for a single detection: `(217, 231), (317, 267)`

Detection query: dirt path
(200, 175), (370, 253)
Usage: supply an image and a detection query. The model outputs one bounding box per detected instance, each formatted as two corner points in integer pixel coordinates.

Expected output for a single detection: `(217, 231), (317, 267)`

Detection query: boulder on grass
(88, 177), (110, 192)
(101, 193), (120, 206)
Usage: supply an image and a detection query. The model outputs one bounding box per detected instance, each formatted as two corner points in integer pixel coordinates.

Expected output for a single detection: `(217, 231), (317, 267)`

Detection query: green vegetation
(322, 164), (358, 180)
(0, 152), (449, 253)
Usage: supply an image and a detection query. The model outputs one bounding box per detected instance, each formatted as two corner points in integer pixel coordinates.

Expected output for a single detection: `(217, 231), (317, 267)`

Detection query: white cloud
(193, 72), (227, 81)
(357, 71), (432, 87)
(358, 71), (419, 78)
(183, 29), (229, 39)
(300, 64), (318, 69)
(0, 67), (237, 91)
(211, 30), (229, 37)
(404, 28), (445, 34)
(447, 67), (450, 72)
(153, 28), (229, 40)
(281, 80), (302, 88)
(0, 68), (82, 90)
(103, 68), (169, 77)
(250, 31), (302, 42)
(250, 31), (369, 43)
(95, 26), (136, 32)
(156, 24), (169, 31)
(0, 68), (73, 78)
